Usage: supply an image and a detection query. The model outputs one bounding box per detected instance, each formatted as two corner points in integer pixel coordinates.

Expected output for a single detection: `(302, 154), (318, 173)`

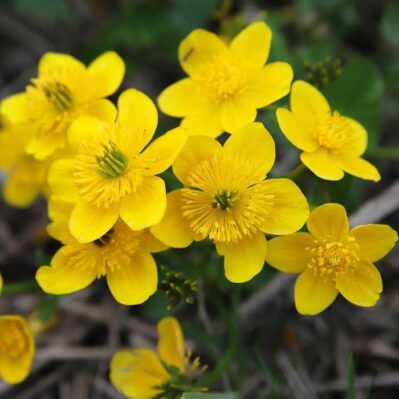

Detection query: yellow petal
(48, 159), (79, 202)
(351, 224), (398, 262)
(87, 51), (125, 98)
(67, 116), (106, 151)
(0, 93), (28, 124)
(340, 117), (367, 156)
(266, 233), (314, 273)
(173, 135), (222, 186)
(39, 52), (85, 76)
(336, 261), (382, 307)
(180, 103), (223, 137)
(138, 230), (169, 253)
(0, 273), (2, 294)
(334, 154), (381, 182)
(150, 190), (194, 248)
(116, 89), (158, 147)
(229, 21), (272, 74)
(36, 248), (97, 294)
(258, 178), (309, 235)
(110, 349), (169, 399)
(85, 99), (117, 124)
(276, 108), (319, 152)
(139, 127), (187, 175)
(295, 269), (338, 315)
(3, 176), (39, 208)
(157, 317), (185, 371)
(241, 62), (293, 108)
(27, 131), (65, 160)
(178, 29), (227, 77)
(216, 232), (267, 283)
(158, 78), (206, 117)
(220, 96), (257, 133)
(69, 201), (119, 243)
(107, 252), (157, 305)
(290, 80), (330, 129)
(120, 176), (166, 230)
(224, 122), (275, 181)
(301, 148), (344, 181)
(307, 203), (349, 241)
(47, 197), (74, 243)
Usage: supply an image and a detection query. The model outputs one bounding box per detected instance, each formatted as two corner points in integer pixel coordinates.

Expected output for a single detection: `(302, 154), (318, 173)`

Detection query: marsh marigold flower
(2, 51), (125, 160)
(110, 317), (205, 398)
(266, 203), (398, 315)
(47, 88), (187, 243)
(36, 198), (166, 305)
(0, 315), (35, 384)
(276, 81), (380, 181)
(158, 21), (293, 137)
(151, 122), (309, 283)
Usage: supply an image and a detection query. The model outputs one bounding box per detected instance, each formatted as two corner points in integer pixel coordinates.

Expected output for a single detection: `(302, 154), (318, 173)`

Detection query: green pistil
(211, 190), (237, 210)
(96, 142), (128, 179)
(41, 81), (73, 111)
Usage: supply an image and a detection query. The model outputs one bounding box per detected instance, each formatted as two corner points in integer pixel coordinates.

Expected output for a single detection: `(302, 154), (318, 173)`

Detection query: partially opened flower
(276, 81), (380, 181)
(266, 203), (398, 315)
(158, 21), (293, 137)
(151, 122), (309, 283)
(110, 317), (205, 398)
(36, 198), (166, 305)
(48, 88), (187, 243)
(2, 51), (125, 159)
(0, 315), (35, 384)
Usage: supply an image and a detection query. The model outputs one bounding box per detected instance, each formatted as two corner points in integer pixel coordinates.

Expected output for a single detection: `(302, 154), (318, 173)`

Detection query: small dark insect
(182, 47), (194, 62)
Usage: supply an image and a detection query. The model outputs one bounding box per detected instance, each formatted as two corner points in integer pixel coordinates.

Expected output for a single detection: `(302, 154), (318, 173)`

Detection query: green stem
(2, 281), (39, 295)
(369, 147), (399, 160)
(287, 163), (307, 180)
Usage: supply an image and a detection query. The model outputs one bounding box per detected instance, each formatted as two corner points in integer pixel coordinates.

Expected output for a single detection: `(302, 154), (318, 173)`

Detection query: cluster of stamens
(211, 189), (237, 210)
(96, 141), (128, 179)
(33, 79), (73, 111)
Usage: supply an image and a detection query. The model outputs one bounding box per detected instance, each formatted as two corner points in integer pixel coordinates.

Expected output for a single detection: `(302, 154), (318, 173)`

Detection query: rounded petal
(110, 349), (169, 399)
(301, 148), (344, 181)
(216, 232), (267, 283)
(295, 269), (338, 315)
(178, 29), (227, 77)
(157, 317), (185, 371)
(0, 93), (28, 124)
(230, 21), (272, 73)
(158, 78), (206, 117)
(224, 122), (275, 180)
(139, 127), (187, 175)
(87, 51), (125, 98)
(220, 97), (257, 133)
(138, 230), (168, 253)
(336, 261), (382, 307)
(266, 233), (314, 273)
(107, 252), (157, 305)
(85, 99), (117, 124)
(39, 52), (85, 76)
(307, 203), (349, 241)
(334, 154), (381, 182)
(276, 108), (319, 152)
(36, 249), (97, 294)
(67, 116), (106, 150)
(47, 198), (74, 242)
(241, 62), (293, 108)
(351, 224), (398, 262)
(69, 201), (119, 243)
(150, 190), (194, 248)
(48, 159), (79, 202)
(3, 176), (39, 208)
(180, 104), (223, 137)
(173, 135), (222, 186)
(341, 117), (367, 156)
(120, 176), (166, 230)
(258, 179), (309, 235)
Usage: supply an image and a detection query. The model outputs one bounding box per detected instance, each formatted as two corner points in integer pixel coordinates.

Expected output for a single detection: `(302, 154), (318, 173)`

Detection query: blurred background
(0, 0), (398, 398)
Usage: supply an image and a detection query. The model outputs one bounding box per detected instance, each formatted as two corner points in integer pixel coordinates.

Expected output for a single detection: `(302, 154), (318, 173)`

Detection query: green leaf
(12, 0), (74, 23)
(182, 393), (240, 399)
(346, 353), (356, 399)
(323, 58), (384, 151)
(381, 2), (399, 47)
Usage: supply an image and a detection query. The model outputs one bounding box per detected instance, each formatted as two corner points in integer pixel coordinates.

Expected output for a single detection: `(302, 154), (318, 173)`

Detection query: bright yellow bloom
(0, 315), (35, 384)
(151, 122), (309, 283)
(110, 317), (204, 399)
(158, 21), (293, 137)
(276, 81), (380, 181)
(48, 88), (187, 243)
(36, 198), (166, 305)
(2, 51), (124, 160)
(267, 203), (398, 315)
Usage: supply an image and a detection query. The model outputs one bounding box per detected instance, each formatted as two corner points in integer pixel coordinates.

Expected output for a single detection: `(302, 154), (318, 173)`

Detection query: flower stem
(2, 281), (39, 295)
(287, 163), (307, 180)
(370, 147), (399, 160)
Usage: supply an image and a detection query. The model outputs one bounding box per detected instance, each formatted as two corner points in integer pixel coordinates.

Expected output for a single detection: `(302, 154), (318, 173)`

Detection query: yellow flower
(0, 315), (35, 384)
(0, 272), (2, 294)
(2, 51), (124, 160)
(110, 317), (204, 399)
(151, 122), (309, 283)
(48, 88), (187, 243)
(158, 21), (293, 137)
(36, 198), (167, 305)
(276, 81), (381, 181)
(266, 203), (398, 315)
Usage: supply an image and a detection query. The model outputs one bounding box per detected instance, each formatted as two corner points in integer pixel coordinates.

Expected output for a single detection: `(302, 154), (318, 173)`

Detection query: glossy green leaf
(382, 2), (399, 47)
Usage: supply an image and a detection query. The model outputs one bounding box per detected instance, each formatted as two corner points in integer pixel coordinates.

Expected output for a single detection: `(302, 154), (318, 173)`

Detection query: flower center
(211, 190), (238, 210)
(32, 79), (73, 112)
(314, 111), (355, 151)
(94, 228), (114, 247)
(307, 240), (359, 278)
(96, 141), (128, 179)
(0, 321), (28, 358)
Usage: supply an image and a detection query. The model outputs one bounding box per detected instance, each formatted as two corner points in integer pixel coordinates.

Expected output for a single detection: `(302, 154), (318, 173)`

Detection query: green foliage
(381, 2), (399, 47)
(12, 0), (74, 22)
